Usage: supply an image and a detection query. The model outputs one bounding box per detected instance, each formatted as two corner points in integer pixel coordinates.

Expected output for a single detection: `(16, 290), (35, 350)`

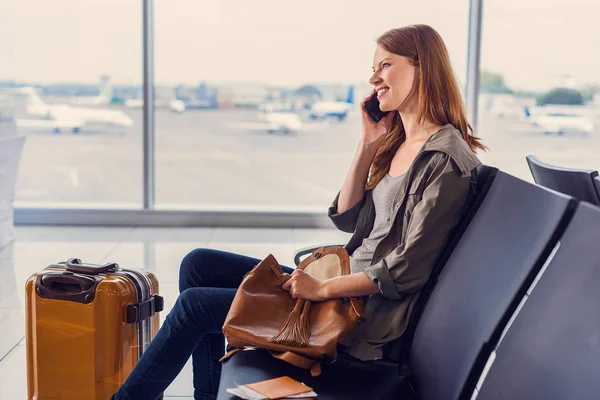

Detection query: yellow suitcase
(25, 258), (163, 400)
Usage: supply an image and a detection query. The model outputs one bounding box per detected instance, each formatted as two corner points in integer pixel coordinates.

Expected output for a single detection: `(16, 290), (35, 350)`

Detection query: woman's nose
(369, 74), (381, 86)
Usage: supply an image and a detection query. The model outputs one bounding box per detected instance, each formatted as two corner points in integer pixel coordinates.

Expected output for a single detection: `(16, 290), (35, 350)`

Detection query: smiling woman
(364, 25), (486, 191)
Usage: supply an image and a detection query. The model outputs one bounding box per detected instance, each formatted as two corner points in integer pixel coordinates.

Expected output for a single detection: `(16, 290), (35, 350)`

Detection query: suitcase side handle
(65, 258), (119, 274)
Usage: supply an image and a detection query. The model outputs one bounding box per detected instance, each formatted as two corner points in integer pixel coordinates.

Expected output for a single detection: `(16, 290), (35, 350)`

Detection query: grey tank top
(350, 172), (407, 274)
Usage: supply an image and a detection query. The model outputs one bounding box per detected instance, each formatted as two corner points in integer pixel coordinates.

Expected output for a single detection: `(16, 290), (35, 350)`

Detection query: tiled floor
(0, 225), (350, 399)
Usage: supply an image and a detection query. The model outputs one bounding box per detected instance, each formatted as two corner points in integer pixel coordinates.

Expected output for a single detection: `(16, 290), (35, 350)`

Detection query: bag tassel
(269, 299), (311, 347)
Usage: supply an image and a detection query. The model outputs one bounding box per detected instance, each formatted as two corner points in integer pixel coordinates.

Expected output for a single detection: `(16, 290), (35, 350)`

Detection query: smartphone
(363, 93), (390, 123)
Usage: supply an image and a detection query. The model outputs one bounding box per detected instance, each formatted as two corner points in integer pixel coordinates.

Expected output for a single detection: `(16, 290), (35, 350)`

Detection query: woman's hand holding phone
(360, 89), (395, 150)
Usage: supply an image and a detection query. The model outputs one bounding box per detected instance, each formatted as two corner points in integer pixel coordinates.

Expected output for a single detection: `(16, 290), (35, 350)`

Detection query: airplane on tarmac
(125, 97), (186, 113)
(524, 104), (596, 135)
(226, 111), (306, 135)
(0, 87), (133, 134)
(235, 87), (358, 135)
(308, 85), (355, 121)
(226, 105), (337, 135)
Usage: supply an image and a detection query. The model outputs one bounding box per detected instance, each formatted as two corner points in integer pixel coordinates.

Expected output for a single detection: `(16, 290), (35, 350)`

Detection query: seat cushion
(217, 349), (410, 400)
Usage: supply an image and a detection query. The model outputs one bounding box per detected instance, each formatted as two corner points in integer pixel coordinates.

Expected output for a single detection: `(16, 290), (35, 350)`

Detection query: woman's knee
(179, 248), (255, 293)
(176, 287), (205, 313)
(179, 248), (215, 292)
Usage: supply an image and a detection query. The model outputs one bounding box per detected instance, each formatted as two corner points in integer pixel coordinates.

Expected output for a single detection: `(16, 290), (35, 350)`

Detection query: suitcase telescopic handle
(65, 257), (119, 274)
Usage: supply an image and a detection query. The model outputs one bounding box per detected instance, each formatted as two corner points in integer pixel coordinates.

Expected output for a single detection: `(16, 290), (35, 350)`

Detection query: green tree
(536, 87), (584, 106)
(480, 70), (512, 94)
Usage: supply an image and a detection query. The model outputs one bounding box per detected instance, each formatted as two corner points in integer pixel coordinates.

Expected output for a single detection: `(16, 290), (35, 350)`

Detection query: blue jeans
(111, 248), (294, 400)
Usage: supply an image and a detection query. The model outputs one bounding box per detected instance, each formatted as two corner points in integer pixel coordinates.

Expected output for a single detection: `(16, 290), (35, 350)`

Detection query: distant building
(216, 83), (269, 108)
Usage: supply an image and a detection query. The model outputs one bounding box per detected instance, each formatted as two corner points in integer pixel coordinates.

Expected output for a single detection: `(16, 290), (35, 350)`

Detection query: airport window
(477, 0), (600, 181)
(1, 1), (142, 207)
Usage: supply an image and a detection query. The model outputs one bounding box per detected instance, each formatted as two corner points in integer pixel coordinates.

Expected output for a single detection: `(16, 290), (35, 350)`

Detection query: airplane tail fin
(99, 75), (113, 101)
(23, 88), (46, 108)
(18, 87), (52, 117)
(346, 85), (354, 104)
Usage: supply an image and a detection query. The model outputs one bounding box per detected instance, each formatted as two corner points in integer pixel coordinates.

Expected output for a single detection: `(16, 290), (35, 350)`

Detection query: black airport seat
(406, 171), (576, 400)
(477, 203), (600, 400)
(526, 154), (600, 205)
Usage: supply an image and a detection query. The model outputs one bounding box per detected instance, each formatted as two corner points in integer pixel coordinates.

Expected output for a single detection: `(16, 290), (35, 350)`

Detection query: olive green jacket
(329, 124), (481, 360)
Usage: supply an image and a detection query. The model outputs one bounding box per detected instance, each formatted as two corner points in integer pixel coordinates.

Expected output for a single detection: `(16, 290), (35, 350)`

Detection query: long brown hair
(366, 24), (486, 190)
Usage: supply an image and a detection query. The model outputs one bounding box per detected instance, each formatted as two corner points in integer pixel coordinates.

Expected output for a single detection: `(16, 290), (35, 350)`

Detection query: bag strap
(270, 351), (322, 377)
(221, 347), (322, 377)
(219, 347), (243, 362)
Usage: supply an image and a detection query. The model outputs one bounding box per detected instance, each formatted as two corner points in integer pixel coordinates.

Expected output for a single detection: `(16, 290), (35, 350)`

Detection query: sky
(0, 0), (598, 92)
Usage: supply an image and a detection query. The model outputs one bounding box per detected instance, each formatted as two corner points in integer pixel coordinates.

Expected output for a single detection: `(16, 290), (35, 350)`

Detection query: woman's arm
(336, 142), (379, 214)
(282, 269), (380, 302)
(323, 272), (381, 298)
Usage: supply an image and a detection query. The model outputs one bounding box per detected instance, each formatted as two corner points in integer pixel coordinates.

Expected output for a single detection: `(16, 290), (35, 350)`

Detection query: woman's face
(369, 44), (416, 112)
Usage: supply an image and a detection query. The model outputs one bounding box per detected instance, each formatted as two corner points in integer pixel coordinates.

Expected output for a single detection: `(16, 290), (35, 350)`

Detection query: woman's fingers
(283, 270), (308, 299)
(288, 282), (297, 299)
(282, 271), (300, 291)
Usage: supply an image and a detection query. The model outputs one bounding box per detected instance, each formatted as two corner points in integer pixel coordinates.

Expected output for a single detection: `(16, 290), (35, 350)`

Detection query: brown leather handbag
(221, 246), (365, 376)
